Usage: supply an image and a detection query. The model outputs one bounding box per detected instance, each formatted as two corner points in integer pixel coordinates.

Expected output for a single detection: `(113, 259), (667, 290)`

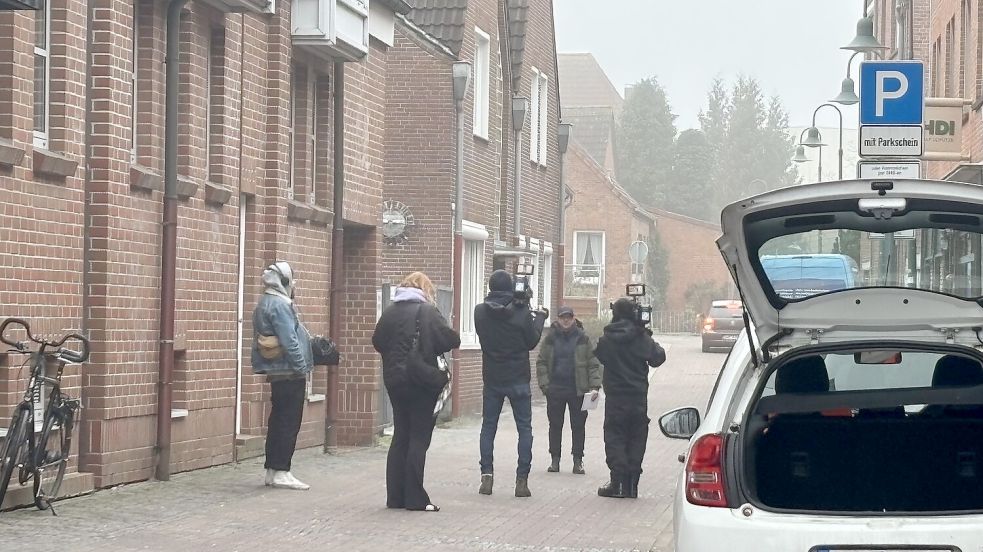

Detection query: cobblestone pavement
(0, 334), (723, 552)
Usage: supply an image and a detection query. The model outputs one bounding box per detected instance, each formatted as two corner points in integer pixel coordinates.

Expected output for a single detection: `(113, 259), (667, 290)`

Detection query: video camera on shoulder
(615, 283), (653, 326)
(512, 260), (535, 308)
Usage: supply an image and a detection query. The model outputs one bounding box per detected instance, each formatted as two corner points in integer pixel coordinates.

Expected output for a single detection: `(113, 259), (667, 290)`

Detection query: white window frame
(473, 27), (490, 139)
(529, 67), (540, 162)
(287, 69), (296, 200)
(309, 68), (317, 205)
(130, 2), (139, 163)
(573, 231), (605, 284)
(537, 70), (548, 166)
(205, 31), (213, 175)
(542, 245), (553, 315)
(33, 0), (51, 150)
(460, 221), (489, 348)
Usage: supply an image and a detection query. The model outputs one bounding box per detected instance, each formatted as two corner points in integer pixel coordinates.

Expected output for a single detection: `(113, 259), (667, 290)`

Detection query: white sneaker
(264, 468), (275, 486)
(271, 470), (310, 491)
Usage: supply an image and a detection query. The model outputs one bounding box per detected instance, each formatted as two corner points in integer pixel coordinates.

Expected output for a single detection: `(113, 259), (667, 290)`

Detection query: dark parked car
(701, 300), (744, 352)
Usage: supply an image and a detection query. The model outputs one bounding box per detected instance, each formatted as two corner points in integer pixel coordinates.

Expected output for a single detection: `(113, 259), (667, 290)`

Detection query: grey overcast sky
(555, 0), (864, 131)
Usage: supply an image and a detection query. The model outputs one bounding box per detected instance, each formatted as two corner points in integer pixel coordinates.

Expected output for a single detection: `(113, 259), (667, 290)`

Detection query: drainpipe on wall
(155, 0), (187, 482)
(450, 61), (471, 418)
(556, 123), (571, 304)
(325, 61), (345, 451)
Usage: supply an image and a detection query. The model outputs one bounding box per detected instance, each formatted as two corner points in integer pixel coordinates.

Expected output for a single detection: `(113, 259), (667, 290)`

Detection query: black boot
(479, 474), (494, 495)
(547, 456), (560, 473)
(597, 473), (625, 498)
(572, 457), (585, 475)
(626, 474), (639, 499)
(515, 477), (531, 498)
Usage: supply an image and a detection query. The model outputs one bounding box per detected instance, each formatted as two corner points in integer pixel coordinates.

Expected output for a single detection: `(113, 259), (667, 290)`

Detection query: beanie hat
(612, 298), (636, 322)
(489, 269), (513, 292)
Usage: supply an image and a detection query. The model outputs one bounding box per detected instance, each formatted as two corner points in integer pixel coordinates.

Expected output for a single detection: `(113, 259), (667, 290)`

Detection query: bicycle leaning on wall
(0, 318), (89, 514)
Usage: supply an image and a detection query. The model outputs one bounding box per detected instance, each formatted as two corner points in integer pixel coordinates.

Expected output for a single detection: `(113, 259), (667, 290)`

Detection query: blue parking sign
(860, 61), (924, 126)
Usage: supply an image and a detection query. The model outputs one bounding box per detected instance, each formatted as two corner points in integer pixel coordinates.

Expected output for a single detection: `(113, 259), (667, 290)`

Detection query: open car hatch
(717, 179), (983, 351)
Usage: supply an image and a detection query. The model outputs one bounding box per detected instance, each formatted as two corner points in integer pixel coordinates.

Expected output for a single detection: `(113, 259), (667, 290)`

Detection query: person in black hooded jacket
(594, 298), (667, 499)
(473, 269), (548, 498)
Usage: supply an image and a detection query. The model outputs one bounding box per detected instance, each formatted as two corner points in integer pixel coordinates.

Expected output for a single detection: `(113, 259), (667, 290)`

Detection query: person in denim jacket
(252, 261), (313, 490)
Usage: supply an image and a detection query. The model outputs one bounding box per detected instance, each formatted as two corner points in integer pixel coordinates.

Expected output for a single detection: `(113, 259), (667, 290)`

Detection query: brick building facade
(0, 0), (562, 504)
(563, 143), (653, 317)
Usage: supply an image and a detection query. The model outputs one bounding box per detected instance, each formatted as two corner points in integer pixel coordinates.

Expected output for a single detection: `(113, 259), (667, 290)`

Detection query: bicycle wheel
(0, 410), (30, 511)
(33, 407), (71, 510)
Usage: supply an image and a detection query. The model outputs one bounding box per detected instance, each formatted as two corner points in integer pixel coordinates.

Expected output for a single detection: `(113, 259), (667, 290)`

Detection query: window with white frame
(529, 68), (548, 165)
(537, 70), (548, 165)
(573, 231), (604, 282)
(529, 67), (540, 162)
(309, 68), (317, 205)
(130, 2), (139, 163)
(33, 0), (51, 149)
(473, 27), (490, 139)
(542, 252), (553, 314)
(460, 221), (489, 346)
(288, 68), (297, 200)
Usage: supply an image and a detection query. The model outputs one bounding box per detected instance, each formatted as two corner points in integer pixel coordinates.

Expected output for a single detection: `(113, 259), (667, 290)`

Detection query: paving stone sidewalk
(0, 334), (720, 552)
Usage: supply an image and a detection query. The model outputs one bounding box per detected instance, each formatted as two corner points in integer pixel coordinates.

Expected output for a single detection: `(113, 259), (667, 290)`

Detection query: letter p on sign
(860, 60), (923, 126)
(875, 71), (908, 117)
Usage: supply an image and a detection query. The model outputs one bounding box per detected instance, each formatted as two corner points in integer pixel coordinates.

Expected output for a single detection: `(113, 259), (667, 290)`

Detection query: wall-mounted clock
(382, 200), (415, 245)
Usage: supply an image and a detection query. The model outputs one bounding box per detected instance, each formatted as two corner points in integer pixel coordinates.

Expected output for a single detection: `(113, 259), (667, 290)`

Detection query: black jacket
(594, 319), (666, 397)
(474, 291), (547, 386)
(372, 300), (460, 393)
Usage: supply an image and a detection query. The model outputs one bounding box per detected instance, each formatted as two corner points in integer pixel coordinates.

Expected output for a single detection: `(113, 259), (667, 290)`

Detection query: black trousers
(603, 395), (649, 478)
(265, 378), (306, 471)
(386, 388), (438, 510)
(546, 394), (588, 458)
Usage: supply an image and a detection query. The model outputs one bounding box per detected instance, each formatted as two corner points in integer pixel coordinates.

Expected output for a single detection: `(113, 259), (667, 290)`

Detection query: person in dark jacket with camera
(474, 269), (548, 498)
(373, 272), (460, 512)
(593, 298), (667, 499)
(535, 306), (601, 475)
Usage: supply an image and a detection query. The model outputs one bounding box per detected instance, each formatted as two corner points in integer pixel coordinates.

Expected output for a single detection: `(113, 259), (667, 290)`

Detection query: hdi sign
(859, 60), (925, 158)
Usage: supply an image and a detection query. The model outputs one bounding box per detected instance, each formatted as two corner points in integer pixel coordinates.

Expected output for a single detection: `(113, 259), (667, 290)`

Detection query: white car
(659, 179), (983, 552)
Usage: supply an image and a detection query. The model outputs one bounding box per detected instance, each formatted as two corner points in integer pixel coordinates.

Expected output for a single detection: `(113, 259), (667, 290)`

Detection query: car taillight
(685, 433), (728, 507)
(703, 318), (715, 331)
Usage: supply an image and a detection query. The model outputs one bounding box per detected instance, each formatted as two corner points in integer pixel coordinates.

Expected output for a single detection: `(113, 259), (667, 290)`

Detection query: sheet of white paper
(582, 392), (601, 411)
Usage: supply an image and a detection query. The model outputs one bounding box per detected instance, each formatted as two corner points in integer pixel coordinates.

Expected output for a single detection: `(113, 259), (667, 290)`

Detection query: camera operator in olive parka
(594, 297), (667, 499)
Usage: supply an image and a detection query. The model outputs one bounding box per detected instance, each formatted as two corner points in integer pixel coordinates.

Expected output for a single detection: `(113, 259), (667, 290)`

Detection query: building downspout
(325, 61), (345, 451)
(78, 0), (96, 472)
(156, 0), (187, 481)
(451, 90), (465, 419)
(556, 154), (565, 304)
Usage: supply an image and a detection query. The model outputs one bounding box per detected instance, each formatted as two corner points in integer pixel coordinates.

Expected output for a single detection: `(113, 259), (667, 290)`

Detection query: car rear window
(709, 307), (743, 319)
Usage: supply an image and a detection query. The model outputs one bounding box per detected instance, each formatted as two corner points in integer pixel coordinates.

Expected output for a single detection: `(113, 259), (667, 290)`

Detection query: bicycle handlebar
(0, 318), (90, 363)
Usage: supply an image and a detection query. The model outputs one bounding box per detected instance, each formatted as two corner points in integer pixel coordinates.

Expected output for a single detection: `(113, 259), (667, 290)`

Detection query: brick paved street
(0, 335), (722, 552)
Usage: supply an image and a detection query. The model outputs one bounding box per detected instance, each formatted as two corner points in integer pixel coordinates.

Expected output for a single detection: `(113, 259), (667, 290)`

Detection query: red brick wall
(651, 211), (732, 312)
(564, 144), (652, 313)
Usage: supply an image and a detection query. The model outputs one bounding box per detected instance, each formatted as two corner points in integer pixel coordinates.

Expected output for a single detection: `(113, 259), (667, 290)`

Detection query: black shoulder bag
(407, 305), (450, 394)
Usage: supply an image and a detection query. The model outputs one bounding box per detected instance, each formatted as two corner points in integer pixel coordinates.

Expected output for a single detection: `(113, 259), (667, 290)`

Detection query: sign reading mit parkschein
(859, 60), (925, 158)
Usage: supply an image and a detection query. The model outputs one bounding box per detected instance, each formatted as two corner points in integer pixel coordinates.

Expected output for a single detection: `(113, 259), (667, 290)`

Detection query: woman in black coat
(373, 271), (460, 512)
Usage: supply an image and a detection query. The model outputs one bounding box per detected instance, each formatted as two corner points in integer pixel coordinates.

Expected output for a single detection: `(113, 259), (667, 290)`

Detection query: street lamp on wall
(512, 96), (529, 133)
(842, 15), (888, 53)
(557, 122), (572, 154)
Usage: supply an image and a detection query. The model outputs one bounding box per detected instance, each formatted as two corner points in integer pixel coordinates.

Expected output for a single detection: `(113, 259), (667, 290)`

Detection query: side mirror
(658, 407), (701, 440)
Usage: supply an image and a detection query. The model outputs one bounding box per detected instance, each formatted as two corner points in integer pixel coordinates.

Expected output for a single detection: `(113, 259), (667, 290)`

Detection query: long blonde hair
(400, 271), (436, 303)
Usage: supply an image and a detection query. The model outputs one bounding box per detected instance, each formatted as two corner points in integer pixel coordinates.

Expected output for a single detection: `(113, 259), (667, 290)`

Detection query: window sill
(0, 138), (25, 167)
(32, 147), (79, 178)
(310, 206), (332, 226)
(307, 394), (326, 403)
(287, 199), (314, 222)
(459, 342), (482, 351)
(171, 409), (189, 419)
(473, 133), (490, 144)
(204, 180), (233, 206)
(176, 176), (198, 200)
(129, 164), (163, 193)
